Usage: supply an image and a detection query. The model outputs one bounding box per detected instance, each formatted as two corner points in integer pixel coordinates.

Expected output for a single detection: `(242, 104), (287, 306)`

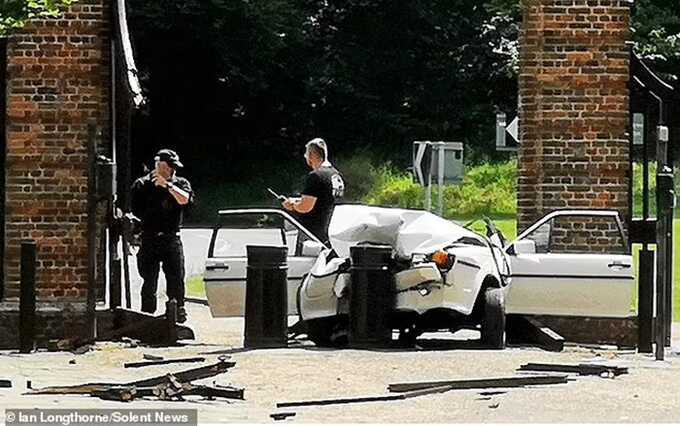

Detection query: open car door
(505, 210), (635, 317)
(204, 209), (325, 317)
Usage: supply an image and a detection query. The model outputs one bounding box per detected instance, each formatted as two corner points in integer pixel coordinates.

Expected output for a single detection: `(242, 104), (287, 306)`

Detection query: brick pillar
(518, 0), (631, 232)
(0, 0), (111, 348)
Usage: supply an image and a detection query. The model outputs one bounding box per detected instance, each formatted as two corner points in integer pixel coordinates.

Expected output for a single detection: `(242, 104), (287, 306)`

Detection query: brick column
(0, 0), (111, 348)
(518, 0), (631, 232)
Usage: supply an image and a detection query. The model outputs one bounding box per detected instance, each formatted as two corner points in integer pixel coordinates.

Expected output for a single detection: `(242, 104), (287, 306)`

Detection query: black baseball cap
(154, 149), (183, 168)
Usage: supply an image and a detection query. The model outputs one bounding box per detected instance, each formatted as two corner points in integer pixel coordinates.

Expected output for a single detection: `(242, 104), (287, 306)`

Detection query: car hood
(328, 205), (486, 259)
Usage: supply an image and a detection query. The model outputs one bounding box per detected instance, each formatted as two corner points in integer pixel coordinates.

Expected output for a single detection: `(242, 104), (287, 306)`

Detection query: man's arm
(283, 195), (317, 213)
(153, 173), (192, 206)
(167, 182), (191, 205)
(130, 178), (145, 218)
(283, 173), (319, 213)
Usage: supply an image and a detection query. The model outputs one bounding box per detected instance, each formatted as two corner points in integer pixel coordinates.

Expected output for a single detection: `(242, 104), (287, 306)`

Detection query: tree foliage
(0, 0), (78, 35)
(126, 0), (519, 182)
(632, 0), (680, 81)
(124, 0), (678, 189)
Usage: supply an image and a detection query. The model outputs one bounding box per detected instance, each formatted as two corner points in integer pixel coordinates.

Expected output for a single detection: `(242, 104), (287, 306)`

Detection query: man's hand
(282, 198), (295, 211)
(152, 171), (168, 188)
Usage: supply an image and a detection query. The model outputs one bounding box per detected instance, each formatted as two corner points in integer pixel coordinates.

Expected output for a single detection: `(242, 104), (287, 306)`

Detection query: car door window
(549, 215), (627, 254)
(520, 221), (551, 254)
(212, 228), (284, 257)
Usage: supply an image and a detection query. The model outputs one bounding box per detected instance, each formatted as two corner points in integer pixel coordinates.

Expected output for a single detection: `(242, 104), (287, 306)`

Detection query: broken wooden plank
(276, 383), (469, 409)
(129, 360), (235, 388)
(506, 315), (565, 352)
(124, 357), (206, 369)
(277, 393), (405, 408)
(517, 363), (628, 377)
(143, 353), (164, 361)
(27, 360), (236, 395)
(388, 375), (569, 393)
(271, 412), (296, 421)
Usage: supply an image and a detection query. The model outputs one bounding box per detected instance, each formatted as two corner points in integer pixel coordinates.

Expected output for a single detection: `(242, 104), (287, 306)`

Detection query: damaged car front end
(298, 205), (511, 348)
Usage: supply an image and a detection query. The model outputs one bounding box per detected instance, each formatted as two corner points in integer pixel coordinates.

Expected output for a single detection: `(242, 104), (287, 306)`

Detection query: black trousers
(137, 234), (185, 314)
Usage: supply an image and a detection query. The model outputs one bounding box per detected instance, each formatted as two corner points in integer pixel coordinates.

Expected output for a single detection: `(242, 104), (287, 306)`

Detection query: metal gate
(629, 52), (680, 360)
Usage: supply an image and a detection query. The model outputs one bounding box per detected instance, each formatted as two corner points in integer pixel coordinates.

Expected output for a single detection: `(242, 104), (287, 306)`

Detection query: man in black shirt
(283, 138), (344, 245)
(131, 149), (194, 322)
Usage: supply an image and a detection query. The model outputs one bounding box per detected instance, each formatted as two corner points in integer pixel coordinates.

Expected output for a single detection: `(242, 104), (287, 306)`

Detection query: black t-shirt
(130, 173), (194, 235)
(299, 165), (344, 244)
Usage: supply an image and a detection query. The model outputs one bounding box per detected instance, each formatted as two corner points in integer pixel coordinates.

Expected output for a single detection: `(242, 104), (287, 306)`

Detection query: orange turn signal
(432, 250), (455, 270)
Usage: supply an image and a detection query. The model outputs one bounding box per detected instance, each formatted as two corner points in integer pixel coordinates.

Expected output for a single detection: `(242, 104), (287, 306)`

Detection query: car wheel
(481, 287), (506, 349)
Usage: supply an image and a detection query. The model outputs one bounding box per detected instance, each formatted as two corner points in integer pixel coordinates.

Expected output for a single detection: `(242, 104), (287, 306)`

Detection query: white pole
(437, 143), (445, 217)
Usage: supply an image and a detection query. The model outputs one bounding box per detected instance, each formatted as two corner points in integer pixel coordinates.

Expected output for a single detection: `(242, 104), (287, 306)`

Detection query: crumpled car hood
(328, 205), (486, 259)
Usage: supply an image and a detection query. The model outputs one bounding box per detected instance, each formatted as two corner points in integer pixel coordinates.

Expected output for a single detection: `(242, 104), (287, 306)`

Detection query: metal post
(426, 147), (433, 212)
(437, 143), (445, 217)
(655, 167), (674, 360)
(637, 248), (654, 353)
(664, 164), (674, 346)
(19, 240), (37, 353)
(87, 122), (98, 340)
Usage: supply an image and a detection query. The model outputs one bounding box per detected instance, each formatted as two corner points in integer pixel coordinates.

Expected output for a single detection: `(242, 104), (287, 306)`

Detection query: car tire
(481, 287), (506, 349)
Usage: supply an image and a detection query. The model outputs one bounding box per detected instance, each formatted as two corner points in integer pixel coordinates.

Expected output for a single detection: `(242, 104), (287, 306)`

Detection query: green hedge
(362, 160), (679, 220)
(363, 160), (517, 218)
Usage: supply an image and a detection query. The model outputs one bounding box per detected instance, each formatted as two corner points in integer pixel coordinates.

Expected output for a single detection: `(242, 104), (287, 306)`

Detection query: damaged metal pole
(86, 122), (98, 341)
(19, 240), (37, 353)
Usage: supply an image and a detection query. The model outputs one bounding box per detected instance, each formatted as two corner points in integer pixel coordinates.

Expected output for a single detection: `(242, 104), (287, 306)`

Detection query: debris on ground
(143, 354), (164, 361)
(68, 359), (76, 365)
(0, 380), (12, 388)
(27, 359), (237, 396)
(124, 357), (206, 369)
(517, 363), (628, 378)
(387, 375), (569, 393)
(276, 381), (526, 409)
(506, 316), (565, 352)
(270, 412), (296, 421)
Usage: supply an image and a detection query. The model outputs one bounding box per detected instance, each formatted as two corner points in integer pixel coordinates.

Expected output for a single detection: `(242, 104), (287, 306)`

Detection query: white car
(204, 205), (635, 348)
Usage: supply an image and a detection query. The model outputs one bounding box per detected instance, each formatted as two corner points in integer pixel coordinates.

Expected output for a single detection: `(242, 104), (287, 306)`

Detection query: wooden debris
(0, 380), (11, 388)
(270, 412), (296, 421)
(143, 354), (164, 361)
(28, 360), (236, 395)
(517, 363), (628, 377)
(277, 393), (404, 408)
(506, 315), (565, 352)
(277, 384), (465, 408)
(388, 375), (569, 393)
(124, 357), (206, 369)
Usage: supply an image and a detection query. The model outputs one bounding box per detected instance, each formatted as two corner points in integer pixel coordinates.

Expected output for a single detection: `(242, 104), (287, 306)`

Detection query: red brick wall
(2, 0), (111, 303)
(518, 0), (631, 232)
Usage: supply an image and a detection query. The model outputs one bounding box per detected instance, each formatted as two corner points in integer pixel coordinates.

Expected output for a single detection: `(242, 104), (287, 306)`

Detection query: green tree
(0, 0), (79, 35)
(632, 0), (680, 79)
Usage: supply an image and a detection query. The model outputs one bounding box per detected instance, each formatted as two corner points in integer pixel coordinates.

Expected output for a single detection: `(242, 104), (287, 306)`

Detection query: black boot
(177, 306), (187, 323)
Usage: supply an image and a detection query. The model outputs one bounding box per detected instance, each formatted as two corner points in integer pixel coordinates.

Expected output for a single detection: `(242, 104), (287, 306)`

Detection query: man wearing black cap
(131, 149), (194, 323)
(282, 138), (344, 245)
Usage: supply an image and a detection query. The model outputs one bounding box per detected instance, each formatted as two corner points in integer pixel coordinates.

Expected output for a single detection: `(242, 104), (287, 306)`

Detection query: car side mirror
(302, 240), (325, 257)
(512, 240), (536, 255)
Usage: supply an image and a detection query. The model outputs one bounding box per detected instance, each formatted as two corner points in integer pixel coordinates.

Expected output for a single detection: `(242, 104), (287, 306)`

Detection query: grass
(186, 275), (206, 298)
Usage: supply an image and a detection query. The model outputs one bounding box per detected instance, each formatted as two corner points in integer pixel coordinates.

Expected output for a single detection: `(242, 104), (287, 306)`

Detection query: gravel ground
(1, 304), (679, 424)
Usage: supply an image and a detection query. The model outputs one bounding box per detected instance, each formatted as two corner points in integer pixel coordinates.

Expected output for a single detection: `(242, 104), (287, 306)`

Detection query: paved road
(122, 228), (212, 313)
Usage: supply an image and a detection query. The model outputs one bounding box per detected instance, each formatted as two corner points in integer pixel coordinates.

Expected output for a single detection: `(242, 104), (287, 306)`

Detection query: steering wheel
(482, 217), (507, 248)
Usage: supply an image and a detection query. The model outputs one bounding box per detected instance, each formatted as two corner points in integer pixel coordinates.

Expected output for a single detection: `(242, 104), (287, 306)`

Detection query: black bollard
(348, 245), (394, 348)
(244, 245), (288, 348)
(19, 240), (37, 353)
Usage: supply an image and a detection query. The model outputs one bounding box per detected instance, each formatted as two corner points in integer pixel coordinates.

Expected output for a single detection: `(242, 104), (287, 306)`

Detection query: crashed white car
(204, 205), (635, 348)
